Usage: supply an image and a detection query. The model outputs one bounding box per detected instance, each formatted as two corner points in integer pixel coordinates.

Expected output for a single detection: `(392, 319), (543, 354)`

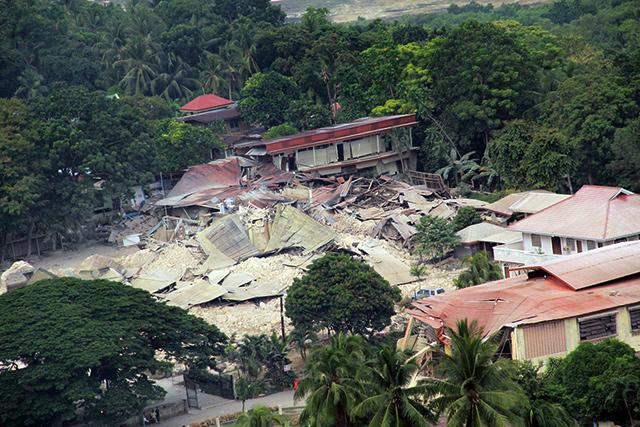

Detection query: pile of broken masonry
(1, 158), (474, 336)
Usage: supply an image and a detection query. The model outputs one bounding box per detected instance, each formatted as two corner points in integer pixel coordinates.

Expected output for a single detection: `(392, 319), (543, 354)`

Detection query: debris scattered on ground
(4, 157), (487, 336)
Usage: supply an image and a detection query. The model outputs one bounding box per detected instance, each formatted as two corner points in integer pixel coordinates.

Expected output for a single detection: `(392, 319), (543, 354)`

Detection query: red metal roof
(408, 241), (640, 341)
(234, 114), (418, 155)
(509, 185), (640, 240)
(180, 94), (234, 112)
(510, 241), (640, 290)
(155, 157), (294, 209)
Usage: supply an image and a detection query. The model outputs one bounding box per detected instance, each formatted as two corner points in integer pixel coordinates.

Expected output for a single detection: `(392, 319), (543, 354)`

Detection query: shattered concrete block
(0, 260), (35, 294)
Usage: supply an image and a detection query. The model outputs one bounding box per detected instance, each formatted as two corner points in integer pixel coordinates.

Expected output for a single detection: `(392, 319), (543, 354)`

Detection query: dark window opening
(630, 308), (640, 333)
(287, 155), (297, 171)
(552, 236), (562, 255)
(576, 241), (583, 253)
(337, 143), (345, 161)
(579, 314), (617, 341)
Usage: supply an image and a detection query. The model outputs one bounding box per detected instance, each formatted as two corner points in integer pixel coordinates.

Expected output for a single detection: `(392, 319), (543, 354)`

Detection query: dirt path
(19, 241), (139, 275)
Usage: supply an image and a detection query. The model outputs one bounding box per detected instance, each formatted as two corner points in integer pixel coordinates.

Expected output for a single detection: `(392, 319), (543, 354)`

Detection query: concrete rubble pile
(3, 157), (470, 335)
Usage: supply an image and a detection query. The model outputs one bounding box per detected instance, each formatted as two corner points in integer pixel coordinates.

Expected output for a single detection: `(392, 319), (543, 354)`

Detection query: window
(576, 241), (583, 253)
(578, 313), (617, 341)
(587, 241), (597, 250)
(531, 234), (542, 248)
(228, 118), (240, 130)
(630, 307), (640, 334)
(565, 238), (576, 253)
(615, 238), (627, 243)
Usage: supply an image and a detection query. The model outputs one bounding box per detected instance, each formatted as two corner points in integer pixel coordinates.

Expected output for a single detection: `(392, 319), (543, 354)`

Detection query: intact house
(177, 94), (259, 149)
(232, 114), (418, 177)
(402, 241), (640, 365)
(493, 185), (640, 276)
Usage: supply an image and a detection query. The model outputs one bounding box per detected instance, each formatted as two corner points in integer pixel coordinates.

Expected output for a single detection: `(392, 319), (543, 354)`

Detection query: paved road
(152, 376), (301, 426)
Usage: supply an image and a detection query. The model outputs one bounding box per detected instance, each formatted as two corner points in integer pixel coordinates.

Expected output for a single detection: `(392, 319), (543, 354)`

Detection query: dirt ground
(277, 0), (547, 22)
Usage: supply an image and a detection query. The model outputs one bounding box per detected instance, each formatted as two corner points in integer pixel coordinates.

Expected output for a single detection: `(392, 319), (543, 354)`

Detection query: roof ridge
(603, 194), (612, 239)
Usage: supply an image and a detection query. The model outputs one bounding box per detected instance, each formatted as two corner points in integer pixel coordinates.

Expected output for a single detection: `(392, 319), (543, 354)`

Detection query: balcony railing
(493, 240), (562, 265)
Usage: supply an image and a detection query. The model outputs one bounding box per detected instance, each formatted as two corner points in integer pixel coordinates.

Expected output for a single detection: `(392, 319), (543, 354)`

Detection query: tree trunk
(242, 399), (246, 412)
(26, 222), (35, 257)
(0, 231), (6, 264)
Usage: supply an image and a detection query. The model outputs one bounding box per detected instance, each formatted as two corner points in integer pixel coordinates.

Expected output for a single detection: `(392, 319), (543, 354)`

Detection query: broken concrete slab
(357, 240), (418, 286)
(1, 260), (35, 293)
(163, 278), (227, 309)
(130, 267), (185, 293)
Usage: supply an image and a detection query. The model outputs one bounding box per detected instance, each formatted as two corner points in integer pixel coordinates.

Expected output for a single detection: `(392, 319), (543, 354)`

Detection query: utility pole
(279, 294), (286, 341)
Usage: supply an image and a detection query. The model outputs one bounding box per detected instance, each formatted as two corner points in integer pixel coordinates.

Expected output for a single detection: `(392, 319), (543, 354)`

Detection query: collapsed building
(233, 114), (419, 176)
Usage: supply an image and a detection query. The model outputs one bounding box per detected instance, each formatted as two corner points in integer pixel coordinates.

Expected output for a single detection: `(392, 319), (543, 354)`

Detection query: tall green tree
(514, 362), (578, 427)
(285, 253), (400, 337)
(544, 339), (640, 424)
(540, 73), (637, 185)
(428, 20), (539, 153)
(296, 333), (366, 427)
(0, 278), (226, 426)
(239, 71), (299, 127)
(0, 98), (44, 261)
(354, 347), (438, 427)
(426, 319), (527, 426)
(451, 206), (482, 232)
(414, 215), (459, 262)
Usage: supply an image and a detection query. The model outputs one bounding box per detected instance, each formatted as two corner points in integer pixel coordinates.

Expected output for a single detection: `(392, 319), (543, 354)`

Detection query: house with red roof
(178, 94), (249, 138)
(403, 241), (640, 364)
(492, 185), (640, 275)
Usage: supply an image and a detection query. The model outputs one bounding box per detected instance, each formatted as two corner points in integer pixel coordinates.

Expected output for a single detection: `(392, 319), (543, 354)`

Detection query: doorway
(337, 143), (345, 161)
(552, 236), (562, 255)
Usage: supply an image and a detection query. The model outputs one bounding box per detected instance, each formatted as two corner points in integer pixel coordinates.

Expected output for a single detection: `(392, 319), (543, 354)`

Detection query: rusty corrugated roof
(510, 241), (640, 290)
(510, 186), (640, 240)
(408, 241), (640, 340)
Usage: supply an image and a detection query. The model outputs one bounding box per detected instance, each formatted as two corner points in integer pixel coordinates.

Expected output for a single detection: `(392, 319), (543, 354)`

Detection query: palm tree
(436, 150), (480, 187)
(354, 346), (438, 427)
(14, 67), (48, 99)
(218, 41), (250, 99)
(152, 53), (200, 101)
(114, 35), (159, 96)
(426, 319), (527, 427)
(514, 362), (577, 427)
(296, 333), (366, 427)
(237, 334), (269, 378)
(453, 252), (503, 289)
(200, 52), (228, 94)
(235, 405), (289, 426)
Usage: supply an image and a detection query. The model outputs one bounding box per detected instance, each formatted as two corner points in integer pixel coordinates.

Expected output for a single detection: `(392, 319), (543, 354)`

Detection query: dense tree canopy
(0, 278), (227, 426)
(285, 252), (400, 336)
(1, 0), (639, 251)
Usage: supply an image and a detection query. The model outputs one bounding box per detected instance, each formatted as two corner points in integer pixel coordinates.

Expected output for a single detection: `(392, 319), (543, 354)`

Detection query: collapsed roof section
(156, 157), (294, 209)
(408, 241), (640, 343)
